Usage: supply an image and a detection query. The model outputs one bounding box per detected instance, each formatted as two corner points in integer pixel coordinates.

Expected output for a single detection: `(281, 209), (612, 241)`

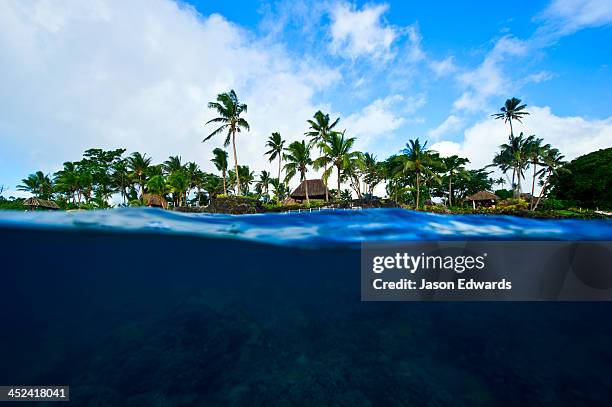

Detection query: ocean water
(1, 208), (612, 406)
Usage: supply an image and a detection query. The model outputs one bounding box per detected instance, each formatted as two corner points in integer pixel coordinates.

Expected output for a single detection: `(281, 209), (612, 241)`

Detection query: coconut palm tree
(265, 132), (285, 184)
(256, 170), (272, 198)
(492, 97), (530, 141)
(211, 148), (229, 195)
(313, 131), (359, 200)
(362, 153), (382, 196)
(305, 111), (340, 201)
(283, 140), (313, 203)
(127, 152), (151, 198)
(270, 178), (289, 202)
(397, 139), (442, 209)
(228, 165), (254, 195)
(163, 155), (183, 174)
(167, 171), (190, 206)
(146, 175), (169, 196)
(497, 133), (530, 198)
(532, 148), (567, 211)
(524, 136), (551, 210)
(442, 155), (470, 206)
(18, 171), (53, 199)
(204, 90), (249, 196)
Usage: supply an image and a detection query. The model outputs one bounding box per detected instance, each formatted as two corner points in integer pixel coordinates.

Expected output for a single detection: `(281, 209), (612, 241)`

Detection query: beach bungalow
(23, 197), (60, 211)
(465, 191), (499, 209)
(290, 179), (329, 202)
(143, 193), (168, 209)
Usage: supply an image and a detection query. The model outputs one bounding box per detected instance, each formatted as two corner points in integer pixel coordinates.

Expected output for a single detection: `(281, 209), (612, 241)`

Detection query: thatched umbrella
(23, 197), (60, 210)
(290, 179), (329, 201)
(465, 191), (500, 209)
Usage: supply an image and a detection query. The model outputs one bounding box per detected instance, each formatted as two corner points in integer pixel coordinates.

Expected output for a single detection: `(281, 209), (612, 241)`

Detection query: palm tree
(111, 160), (131, 204)
(313, 132), (359, 200)
(211, 148), (229, 195)
(163, 155), (183, 174)
(167, 171), (190, 206)
(127, 152), (151, 198)
(283, 140), (313, 203)
(492, 97), (530, 141)
(146, 175), (169, 196)
(305, 111), (340, 201)
(204, 90), (249, 196)
(54, 162), (80, 203)
(442, 155), (470, 206)
(363, 153), (382, 196)
(492, 133), (529, 198)
(532, 148), (566, 211)
(398, 139), (441, 209)
(265, 132), (285, 184)
(270, 178), (289, 202)
(228, 165), (254, 195)
(524, 136), (550, 210)
(256, 170), (272, 198)
(18, 171), (53, 199)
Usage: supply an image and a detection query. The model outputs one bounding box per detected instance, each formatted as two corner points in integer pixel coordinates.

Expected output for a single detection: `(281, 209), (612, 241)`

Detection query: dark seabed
(1, 208), (611, 406)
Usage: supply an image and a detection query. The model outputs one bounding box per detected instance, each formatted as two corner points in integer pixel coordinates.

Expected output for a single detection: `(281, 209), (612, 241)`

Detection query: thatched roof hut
(23, 197), (60, 210)
(290, 179), (329, 201)
(143, 193), (168, 209)
(465, 191), (499, 209)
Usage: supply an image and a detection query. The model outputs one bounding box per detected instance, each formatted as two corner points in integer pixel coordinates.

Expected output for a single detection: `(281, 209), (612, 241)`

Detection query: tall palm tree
(146, 175), (169, 196)
(398, 139), (441, 209)
(127, 152), (151, 198)
(167, 171), (189, 206)
(265, 132), (285, 183)
(442, 155), (470, 206)
(228, 165), (254, 195)
(313, 132), (359, 200)
(492, 97), (530, 141)
(211, 148), (229, 195)
(283, 140), (313, 203)
(305, 111), (340, 202)
(204, 90), (249, 196)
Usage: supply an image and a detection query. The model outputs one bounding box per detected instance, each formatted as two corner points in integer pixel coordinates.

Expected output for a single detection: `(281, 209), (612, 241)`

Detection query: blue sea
(1, 208), (612, 406)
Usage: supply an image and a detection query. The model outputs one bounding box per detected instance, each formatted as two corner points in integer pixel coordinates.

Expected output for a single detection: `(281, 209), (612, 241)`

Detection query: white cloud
(342, 95), (407, 147)
(328, 2), (401, 60)
(427, 115), (463, 139)
(0, 0), (339, 189)
(432, 106), (612, 171)
(537, 0), (612, 36)
(429, 56), (457, 77)
(452, 36), (529, 112)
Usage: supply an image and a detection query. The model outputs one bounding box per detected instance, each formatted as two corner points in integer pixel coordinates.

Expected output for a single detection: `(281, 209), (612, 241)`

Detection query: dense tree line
(11, 92), (585, 210)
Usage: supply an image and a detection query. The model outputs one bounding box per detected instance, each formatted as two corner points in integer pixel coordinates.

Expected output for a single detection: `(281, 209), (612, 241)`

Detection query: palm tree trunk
(511, 167), (518, 199)
(324, 163), (329, 202)
(278, 156), (282, 187)
(337, 165), (341, 199)
(448, 173), (452, 207)
(530, 160), (537, 210)
(533, 170), (551, 211)
(415, 172), (420, 210)
(231, 130), (241, 196)
(222, 170), (227, 195)
(508, 118), (514, 141)
(303, 173), (309, 203)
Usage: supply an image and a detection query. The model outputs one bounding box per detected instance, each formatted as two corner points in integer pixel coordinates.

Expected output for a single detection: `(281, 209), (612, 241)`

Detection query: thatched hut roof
(143, 193), (168, 209)
(466, 191), (500, 201)
(290, 179), (329, 199)
(23, 197), (60, 210)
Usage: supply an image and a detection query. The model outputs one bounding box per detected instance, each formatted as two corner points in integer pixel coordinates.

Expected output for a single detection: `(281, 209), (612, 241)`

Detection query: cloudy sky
(1, 0), (611, 196)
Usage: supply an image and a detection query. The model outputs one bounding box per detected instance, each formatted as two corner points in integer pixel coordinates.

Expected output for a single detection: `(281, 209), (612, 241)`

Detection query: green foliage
(549, 147), (612, 209)
(495, 189), (513, 200)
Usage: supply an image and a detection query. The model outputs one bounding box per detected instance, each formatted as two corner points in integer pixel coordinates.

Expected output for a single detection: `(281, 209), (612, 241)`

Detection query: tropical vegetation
(3, 92), (609, 215)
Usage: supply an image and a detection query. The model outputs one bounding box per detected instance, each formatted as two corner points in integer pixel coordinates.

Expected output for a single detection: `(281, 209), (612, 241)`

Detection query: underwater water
(1, 208), (612, 406)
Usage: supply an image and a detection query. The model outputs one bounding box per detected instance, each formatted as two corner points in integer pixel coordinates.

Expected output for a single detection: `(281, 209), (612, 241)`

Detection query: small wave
(0, 208), (611, 248)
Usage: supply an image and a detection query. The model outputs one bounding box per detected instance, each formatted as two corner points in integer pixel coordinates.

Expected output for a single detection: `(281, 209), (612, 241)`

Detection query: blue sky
(0, 0), (611, 197)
